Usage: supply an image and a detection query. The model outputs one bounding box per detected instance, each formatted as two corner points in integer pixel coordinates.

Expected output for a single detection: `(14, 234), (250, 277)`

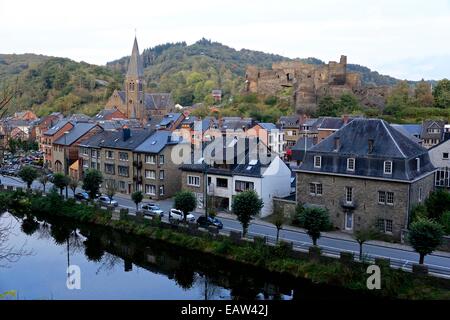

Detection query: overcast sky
(1, 0), (449, 80)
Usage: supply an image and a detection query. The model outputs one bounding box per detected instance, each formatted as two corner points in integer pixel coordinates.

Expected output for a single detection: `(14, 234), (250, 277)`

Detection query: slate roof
(421, 120), (446, 140)
(134, 130), (180, 154)
(115, 91), (173, 111)
(297, 118), (435, 182)
(221, 117), (254, 131)
(95, 109), (123, 120)
(157, 113), (183, 128)
(279, 116), (300, 128)
(257, 123), (277, 131)
(53, 123), (99, 146)
(291, 137), (316, 162)
(126, 37), (144, 78)
(80, 128), (153, 150)
(391, 124), (422, 144)
(43, 120), (74, 136)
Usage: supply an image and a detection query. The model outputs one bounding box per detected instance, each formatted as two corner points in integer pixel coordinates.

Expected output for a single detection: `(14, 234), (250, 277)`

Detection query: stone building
(41, 120), (75, 170)
(245, 56), (390, 114)
(421, 120), (446, 149)
(295, 118), (436, 240)
(105, 37), (174, 124)
(133, 130), (182, 200)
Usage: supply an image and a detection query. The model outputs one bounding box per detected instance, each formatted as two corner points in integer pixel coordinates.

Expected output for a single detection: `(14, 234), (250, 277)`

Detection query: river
(0, 211), (373, 300)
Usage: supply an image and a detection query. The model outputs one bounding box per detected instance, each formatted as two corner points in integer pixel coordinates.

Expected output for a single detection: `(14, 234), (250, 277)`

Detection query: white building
(428, 140), (450, 188)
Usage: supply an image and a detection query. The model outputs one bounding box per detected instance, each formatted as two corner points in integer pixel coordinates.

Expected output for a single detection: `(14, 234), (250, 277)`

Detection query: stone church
(105, 37), (174, 124)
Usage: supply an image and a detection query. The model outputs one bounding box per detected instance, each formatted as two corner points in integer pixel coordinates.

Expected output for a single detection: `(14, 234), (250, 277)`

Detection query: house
(52, 123), (103, 176)
(180, 137), (292, 217)
(79, 127), (154, 194)
(13, 110), (38, 121)
(295, 118), (436, 240)
(41, 120), (75, 170)
(421, 120), (446, 149)
(251, 123), (285, 156)
(278, 115), (302, 151)
(33, 113), (64, 143)
(428, 139), (450, 188)
(173, 116), (214, 147)
(155, 113), (185, 131)
(133, 131), (182, 200)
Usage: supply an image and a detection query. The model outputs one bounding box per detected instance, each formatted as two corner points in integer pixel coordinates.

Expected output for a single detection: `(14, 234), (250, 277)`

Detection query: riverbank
(2, 189), (449, 300)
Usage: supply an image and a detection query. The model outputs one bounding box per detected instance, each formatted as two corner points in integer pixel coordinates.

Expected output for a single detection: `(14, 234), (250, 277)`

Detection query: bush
(410, 204), (428, 224)
(441, 211), (450, 235)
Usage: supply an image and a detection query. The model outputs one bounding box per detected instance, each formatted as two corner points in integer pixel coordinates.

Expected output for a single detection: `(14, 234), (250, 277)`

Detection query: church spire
(126, 37), (144, 78)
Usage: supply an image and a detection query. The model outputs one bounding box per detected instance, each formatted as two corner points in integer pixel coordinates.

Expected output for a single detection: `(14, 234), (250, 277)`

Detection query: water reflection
(1, 212), (375, 300)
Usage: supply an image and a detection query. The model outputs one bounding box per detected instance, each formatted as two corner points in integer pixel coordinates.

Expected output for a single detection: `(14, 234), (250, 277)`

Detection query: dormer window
(314, 156), (322, 168)
(347, 158), (355, 171)
(384, 161), (393, 175)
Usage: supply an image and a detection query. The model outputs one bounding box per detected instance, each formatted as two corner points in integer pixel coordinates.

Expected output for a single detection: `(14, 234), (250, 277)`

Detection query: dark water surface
(0, 211), (374, 300)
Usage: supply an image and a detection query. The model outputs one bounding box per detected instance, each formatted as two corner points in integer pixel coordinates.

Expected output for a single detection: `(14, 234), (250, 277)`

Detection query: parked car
(97, 195), (118, 207)
(168, 208), (195, 222)
(74, 192), (90, 201)
(141, 203), (164, 217)
(196, 216), (223, 229)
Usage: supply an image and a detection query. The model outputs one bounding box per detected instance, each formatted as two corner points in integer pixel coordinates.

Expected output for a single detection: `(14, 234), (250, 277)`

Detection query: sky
(0, 0), (449, 80)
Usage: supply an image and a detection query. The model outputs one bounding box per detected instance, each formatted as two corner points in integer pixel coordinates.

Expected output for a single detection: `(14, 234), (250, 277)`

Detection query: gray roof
(81, 128), (153, 150)
(95, 109), (123, 120)
(144, 93), (173, 110)
(258, 123), (277, 131)
(126, 37), (144, 78)
(421, 120), (446, 140)
(279, 116), (300, 128)
(43, 120), (73, 136)
(298, 118), (435, 181)
(291, 137), (315, 162)
(221, 118), (254, 131)
(134, 130), (180, 154)
(157, 113), (183, 128)
(391, 124), (422, 144)
(54, 123), (99, 146)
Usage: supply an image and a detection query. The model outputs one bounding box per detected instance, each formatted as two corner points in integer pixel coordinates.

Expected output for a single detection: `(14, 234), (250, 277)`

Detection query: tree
(433, 79), (450, 109)
(69, 177), (79, 197)
(131, 191), (144, 211)
(173, 191), (197, 223)
(105, 180), (117, 204)
(268, 207), (286, 243)
(414, 79), (434, 108)
(384, 80), (411, 116)
(354, 227), (378, 261)
(409, 218), (444, 264)
(441, 211), (450, 235)
(38, 174), (49, 193)
(424, 189), (450, 221)
(18, 166), (38, 189)
(298, 207), (331, 246)
(316, 96), (338, 117)
(82, 169), (103, 201)
(52, 173), (70, 197)
(232, 190), (264, 237)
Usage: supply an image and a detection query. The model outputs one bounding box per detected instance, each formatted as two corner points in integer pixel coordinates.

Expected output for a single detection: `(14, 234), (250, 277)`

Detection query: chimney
(368, 139), (374, 154)
(123, 127), (131, 141)
(342, 115), (349, 125)
(334, 137), (340, 151)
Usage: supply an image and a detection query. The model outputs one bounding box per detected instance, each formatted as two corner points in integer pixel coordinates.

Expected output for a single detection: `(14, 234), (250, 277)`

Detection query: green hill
(0, 38), (421, 117)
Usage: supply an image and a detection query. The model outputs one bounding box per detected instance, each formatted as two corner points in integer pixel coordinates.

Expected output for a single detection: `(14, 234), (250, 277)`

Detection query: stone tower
(125, 37), (145, 120)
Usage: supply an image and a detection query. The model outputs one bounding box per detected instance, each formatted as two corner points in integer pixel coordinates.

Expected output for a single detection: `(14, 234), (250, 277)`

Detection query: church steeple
(126, 37), (144, 78)
(125, 36), (145, 120)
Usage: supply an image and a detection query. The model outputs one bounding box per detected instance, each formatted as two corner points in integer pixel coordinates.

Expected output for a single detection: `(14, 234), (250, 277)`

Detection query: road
(1, 174), (450, 277)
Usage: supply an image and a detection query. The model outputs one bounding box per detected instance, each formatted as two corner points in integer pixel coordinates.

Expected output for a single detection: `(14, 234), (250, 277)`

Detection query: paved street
(1, 174), (450, 277)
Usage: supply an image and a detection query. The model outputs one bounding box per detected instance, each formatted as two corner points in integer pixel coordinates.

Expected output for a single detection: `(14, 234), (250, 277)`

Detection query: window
(81, 147), (88, 156)
(187, 175), (200, 187)
(235, 180), (254, 192)
(314, 156), (322, 168)
(309, 183), (323, 196)
(145, 170), (156, 179)
(159, 170), (165, 180)
(118, 166), (129, 177)
(119, 152), (129, 161)
(104, 163), (115, 175)
(145, 155), (156, 164)
(386, 192), (394, 205)
(119, 181), (126, 190)
(159, 185), (164, 196)
(347, 158), (355, 171)
(145, 184), (156, 195)
(159, 155), (165, 165)
(377, 219), (393, 234)
(216, 178), (228, 188)
(345, 187), (353, 203)
(378, 191), (386, 204)
(106, 150), (114, 159)
(383, 161), (393, 175)
(443, 153), (449, 160)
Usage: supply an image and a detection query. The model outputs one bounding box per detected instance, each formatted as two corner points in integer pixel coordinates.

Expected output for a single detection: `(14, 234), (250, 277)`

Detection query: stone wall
(273, 197), (297, 218)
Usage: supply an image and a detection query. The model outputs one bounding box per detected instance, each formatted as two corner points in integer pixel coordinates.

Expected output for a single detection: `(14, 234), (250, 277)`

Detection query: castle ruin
(245, 55), (388, 114)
